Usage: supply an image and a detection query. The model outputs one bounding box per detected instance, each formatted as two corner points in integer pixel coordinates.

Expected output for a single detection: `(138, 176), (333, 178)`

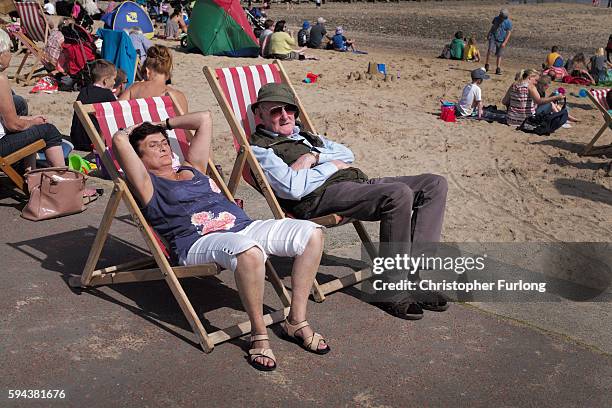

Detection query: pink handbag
(21, 167), (86, 221)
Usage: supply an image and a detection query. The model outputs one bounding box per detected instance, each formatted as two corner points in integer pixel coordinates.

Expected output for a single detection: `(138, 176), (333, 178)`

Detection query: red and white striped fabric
(14, 1), (47, 42)
(589, 89), (610, 111)
(215, 64), (282, 150)
(92, 96), (189, 171)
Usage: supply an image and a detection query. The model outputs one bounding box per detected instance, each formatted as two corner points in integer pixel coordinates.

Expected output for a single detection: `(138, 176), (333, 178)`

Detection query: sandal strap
(284, 319), (310, 337)
(250, 334), (269, 342)
(303, 332), (326, 351)
(249, 348), (276, 363)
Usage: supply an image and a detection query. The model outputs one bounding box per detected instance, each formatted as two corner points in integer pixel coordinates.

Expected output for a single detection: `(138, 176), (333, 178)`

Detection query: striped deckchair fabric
(583, 88), (611, 155)
(13, 1), (48, 42)
(92, 97), (190, 171)
(70, 95), (291, 353)
(9, 2), (52, 85)
(204, 61), (378, 303)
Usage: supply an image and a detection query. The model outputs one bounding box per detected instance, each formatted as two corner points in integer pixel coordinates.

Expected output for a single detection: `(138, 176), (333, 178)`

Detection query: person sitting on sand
(165, 9), (187, 40)
(119, 45), (188, 113)
(307, 17), (331, 49)
(0, 29), (65, 170)
(439, 31), (464, 60)
(249, 83), (450, 321)
(330, 26), (355, 52)
(268, 20), (318, 61)
(70, 60), (118, 151)
(457, 68), (489, 119)
(464, 37), (481, 62)
(544, 46), (564, 69)
(502, 68), (565, 126)
(566, 53), (596, 85)
(449, 31), (465, 60)
(535, 76), (579, 125)
(297, 21), (310, 47)
(112, 112), (329, 372)
(606, 34), (612, 63)
(588, 48), (612, 84)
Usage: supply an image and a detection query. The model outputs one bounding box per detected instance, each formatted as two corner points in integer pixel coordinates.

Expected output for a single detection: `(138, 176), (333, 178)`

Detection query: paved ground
(1, 181), (611, 408)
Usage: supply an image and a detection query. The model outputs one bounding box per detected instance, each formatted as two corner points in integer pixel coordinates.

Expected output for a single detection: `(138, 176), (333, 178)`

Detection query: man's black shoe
(414, 290), (450, 312)
(371, 296), (424, 320)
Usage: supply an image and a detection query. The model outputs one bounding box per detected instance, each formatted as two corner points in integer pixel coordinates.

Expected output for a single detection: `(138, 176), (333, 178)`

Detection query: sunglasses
(267, 104), (298, 117)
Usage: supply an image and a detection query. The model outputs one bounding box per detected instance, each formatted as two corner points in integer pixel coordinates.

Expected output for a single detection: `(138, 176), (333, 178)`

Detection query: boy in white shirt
(457, 68), (489, 119)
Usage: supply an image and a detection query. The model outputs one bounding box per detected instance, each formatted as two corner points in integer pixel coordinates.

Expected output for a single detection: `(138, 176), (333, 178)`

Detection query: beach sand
(5, 2), (611, 246)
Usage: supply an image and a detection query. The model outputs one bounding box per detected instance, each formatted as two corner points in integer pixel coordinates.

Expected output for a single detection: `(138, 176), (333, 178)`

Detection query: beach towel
(96, 28), (137, 86)
(562, 75), (592, 85)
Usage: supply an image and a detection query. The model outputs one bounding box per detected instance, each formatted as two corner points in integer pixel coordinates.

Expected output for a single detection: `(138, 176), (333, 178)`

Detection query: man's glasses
(267, 104), (298, 117)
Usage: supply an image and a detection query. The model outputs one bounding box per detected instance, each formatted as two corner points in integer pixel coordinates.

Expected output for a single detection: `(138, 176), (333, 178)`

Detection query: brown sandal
(282, 319), (330, 355)
(248, 334), (276, 372)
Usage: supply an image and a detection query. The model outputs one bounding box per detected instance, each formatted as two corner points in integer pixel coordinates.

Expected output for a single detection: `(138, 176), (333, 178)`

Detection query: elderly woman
(119, 45), (188, 113)
(112, 111), (330, 371)
(502, 68), (565, 126)
(0, 29), (65, 170)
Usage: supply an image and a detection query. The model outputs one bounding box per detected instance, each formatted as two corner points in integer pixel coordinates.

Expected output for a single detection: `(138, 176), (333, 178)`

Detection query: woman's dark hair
(274, 20), (286, 33)
(129, 122), (168, 156)
(454, 31), (463, 39)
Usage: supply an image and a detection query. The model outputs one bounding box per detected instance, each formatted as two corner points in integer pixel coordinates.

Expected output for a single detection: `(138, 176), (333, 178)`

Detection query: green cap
(251, 83), (299, 117)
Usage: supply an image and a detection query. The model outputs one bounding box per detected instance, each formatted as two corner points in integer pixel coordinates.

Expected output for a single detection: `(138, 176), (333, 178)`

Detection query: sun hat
(335, 26), (343, 35)
(302, 21), (310, 29)
(251, 83), (300, 117)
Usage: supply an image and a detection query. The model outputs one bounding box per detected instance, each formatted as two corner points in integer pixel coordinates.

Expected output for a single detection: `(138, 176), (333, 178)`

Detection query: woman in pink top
(502, 68), (565, 126)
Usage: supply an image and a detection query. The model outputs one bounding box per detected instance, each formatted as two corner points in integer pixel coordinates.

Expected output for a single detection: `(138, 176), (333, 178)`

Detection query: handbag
(22, 167), (86, 221)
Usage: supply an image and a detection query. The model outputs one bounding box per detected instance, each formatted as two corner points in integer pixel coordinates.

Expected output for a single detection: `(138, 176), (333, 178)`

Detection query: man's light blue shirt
(250, 126), (354, 200)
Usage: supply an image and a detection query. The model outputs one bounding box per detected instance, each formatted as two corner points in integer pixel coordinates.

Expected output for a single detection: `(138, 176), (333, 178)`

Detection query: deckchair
(0, 139), (45, 191)
(582, 88), (611, 156)
(12, 0), (51, 85)
(204, 61), (377, 303)
(70, 95), (291, 353)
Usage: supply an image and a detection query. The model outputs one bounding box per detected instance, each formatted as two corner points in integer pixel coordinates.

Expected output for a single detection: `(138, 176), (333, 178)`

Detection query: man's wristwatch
(309, 151), (320, 166)
(165, 117), (173, 130)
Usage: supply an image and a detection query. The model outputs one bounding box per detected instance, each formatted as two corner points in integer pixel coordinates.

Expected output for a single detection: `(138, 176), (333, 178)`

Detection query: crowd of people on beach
(446, 8), (612, 133)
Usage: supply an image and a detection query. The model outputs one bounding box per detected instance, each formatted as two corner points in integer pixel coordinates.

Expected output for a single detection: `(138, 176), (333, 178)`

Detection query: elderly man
(484, 9), (513, 75)
(113, 111), (330, 371)
(307, 17), (330, 49)
(250, 83), (449, 320)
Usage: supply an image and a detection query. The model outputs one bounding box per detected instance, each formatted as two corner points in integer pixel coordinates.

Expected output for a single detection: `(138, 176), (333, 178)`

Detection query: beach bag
(440, 102), (456, 122)
(22, 167), (86, 221)
(518, 105), (568, 136)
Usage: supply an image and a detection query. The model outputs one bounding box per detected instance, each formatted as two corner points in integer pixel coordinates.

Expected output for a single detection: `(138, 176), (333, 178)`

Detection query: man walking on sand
(484, 9), (512, 75)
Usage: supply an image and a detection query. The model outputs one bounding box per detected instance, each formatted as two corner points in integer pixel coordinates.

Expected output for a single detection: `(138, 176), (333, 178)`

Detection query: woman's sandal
(248, 334), (277, 372)
(281, 319), (331, 355)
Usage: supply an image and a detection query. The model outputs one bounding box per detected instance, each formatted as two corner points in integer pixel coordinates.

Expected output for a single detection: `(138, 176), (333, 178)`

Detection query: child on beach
(331, 26), (355, 52)
(544, 46), (564, 69)
(112, 68), (127, 97)
(70, 60), (117, 151)
(456, 68), (489, 119)
(589, 48), (612, 84)
(450, 31), (465, 60)
(464, 37), (480, 62)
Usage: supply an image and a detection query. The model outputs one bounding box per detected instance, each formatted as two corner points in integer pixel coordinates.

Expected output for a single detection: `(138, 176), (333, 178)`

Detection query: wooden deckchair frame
(12, 1), (51, 85)
(69, 95), (292, 353)
(204, 60), (377, 303)
(0, 139), (45, 191)
(582, 88), (611, 156)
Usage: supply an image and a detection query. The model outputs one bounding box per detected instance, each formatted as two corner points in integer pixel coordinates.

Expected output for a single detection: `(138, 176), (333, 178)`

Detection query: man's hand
(331, 160), (350, 170)
(290, 153), (317, 170)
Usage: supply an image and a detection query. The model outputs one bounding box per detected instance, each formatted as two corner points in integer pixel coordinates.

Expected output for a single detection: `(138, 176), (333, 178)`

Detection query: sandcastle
(347, 61), (399, 82)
